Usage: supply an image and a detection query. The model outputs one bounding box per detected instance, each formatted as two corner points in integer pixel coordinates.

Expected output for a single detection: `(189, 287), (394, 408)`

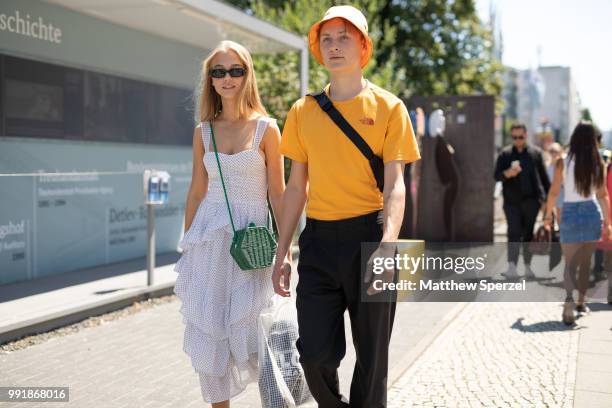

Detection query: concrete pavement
(1, 297), (460, 407)
(2, 195), (611, 407)
(1, 246), (461, 407)
(0, 252), (180, 344)
(388, 301), (612, 408)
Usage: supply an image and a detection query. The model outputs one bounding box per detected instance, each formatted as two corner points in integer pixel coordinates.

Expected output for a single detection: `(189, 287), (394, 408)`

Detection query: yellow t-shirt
(280, 81), (421, 221)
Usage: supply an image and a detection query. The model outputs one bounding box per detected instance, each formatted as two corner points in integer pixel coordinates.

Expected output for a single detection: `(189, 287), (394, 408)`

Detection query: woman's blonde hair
(194, 40), (267, 123)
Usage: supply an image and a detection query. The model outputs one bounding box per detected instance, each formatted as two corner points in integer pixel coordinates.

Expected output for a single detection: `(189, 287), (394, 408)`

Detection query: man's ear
(361, 35), (367, 59)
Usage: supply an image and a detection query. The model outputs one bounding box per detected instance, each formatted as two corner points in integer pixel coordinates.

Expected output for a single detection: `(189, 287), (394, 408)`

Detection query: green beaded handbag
(209, 122), (278, 270)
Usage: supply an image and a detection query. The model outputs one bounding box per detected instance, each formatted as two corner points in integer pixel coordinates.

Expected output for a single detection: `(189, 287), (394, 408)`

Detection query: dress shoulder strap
(200, 121), (211, 152)
(252, 117), (277, 150)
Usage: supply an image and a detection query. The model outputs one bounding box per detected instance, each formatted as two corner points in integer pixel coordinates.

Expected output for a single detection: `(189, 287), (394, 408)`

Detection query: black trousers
(503, 198), (541, 264)
(296, 211), (396, 408)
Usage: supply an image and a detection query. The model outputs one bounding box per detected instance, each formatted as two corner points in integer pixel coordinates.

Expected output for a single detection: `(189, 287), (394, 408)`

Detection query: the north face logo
(359, 117), (375, 125)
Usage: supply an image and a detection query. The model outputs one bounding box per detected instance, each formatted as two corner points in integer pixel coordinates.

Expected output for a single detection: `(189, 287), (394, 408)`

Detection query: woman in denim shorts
(544, 122), (612, 325)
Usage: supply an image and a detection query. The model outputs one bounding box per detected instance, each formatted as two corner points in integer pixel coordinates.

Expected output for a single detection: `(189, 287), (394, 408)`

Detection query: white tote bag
(258, 295), (313, 408)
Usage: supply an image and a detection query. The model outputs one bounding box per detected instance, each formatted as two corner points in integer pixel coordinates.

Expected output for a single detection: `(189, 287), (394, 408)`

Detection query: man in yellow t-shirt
(272, 5), (420, 407)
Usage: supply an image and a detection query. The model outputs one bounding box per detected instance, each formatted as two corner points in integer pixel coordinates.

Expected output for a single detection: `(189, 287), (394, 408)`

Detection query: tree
(227, 0), (404, 128)
(581, 108), (601, 134)
(225, 0), (503, 176)
(226, 0), (407, 178)
(375, 0), (503, 102)
(242, 0), (330, 129)
(227, 0), (503, 118)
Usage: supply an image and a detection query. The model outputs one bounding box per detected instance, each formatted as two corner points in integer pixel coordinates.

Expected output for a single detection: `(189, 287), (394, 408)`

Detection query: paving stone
(388, 303), (580, 407)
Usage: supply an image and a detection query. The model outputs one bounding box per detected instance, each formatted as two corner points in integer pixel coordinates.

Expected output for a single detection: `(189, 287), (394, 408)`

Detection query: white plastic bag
(258, 295), (312, 408)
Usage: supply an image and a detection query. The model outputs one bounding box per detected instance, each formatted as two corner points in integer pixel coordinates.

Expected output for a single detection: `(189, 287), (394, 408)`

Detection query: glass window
(5, 79), (63, 121)
(1, 54), (192, 146)
(145, 85), (193, 145)
(3, 55), (83, 139)
(84, 72), (146, 143)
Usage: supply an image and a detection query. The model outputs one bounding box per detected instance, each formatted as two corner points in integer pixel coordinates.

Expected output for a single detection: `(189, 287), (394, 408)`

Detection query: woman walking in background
(174, 40), (285, 407)
(544, 121), (611, 325)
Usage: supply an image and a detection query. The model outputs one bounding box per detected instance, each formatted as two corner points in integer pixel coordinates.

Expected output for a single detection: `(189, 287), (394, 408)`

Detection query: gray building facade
(0, 0), (306, 285)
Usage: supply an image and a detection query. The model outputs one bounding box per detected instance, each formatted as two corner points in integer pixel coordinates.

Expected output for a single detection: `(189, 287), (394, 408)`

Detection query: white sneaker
(524, 264), (536, 279)
(502, 262), (518, 279)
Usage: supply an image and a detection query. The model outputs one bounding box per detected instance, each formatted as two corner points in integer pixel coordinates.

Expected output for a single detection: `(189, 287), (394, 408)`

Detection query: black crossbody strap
(309, 90), (376, 161)
(308, 89), (385, 193)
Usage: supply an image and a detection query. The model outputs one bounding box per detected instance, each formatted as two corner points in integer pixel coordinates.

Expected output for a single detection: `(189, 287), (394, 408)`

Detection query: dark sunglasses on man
(512, 135), (525, 140)
(209, 67), (246, 78)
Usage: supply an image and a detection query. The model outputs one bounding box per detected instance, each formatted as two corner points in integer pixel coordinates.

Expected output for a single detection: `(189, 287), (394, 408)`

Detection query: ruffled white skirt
(174, 198), (274, 403)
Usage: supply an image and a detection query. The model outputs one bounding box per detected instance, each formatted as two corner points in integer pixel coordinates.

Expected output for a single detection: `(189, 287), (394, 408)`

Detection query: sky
(476, 0), (612, 132)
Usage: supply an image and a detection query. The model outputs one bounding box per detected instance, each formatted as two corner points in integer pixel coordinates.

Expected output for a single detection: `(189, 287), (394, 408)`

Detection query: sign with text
(0, 138), (192, 285)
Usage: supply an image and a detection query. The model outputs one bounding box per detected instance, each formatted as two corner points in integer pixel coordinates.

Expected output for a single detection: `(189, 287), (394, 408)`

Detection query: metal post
(298, 46), (309, 233)
(300, 46), (309, 98)
(147, 203), (155, 286)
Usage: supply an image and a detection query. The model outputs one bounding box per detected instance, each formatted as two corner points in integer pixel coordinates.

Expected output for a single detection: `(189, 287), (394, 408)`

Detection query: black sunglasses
(209, 67), (246, 78)
(512, 135), (525, 140)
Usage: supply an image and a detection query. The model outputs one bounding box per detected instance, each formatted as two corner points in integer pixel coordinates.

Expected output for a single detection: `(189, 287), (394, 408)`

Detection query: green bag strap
(209, 122), (238, 236)
(209, 121), (273, 234)
(267, 202), (277, 237)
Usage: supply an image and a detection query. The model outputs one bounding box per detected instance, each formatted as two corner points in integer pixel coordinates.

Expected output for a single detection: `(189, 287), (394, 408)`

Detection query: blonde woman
(174, 41), (285, 407)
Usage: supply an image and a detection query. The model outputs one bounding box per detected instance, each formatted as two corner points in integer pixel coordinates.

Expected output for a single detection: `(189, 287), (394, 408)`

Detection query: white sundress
(174, 117), (276, 403)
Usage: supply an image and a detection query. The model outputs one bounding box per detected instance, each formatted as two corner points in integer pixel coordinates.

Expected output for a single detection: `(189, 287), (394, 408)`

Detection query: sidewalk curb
(388, 302), (470, 385)
(0, 246), (302, 346)
(0, 283), (175, 345)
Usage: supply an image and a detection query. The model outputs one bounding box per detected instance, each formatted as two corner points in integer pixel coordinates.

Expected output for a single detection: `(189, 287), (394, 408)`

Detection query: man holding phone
(495, 123), (551, 278)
